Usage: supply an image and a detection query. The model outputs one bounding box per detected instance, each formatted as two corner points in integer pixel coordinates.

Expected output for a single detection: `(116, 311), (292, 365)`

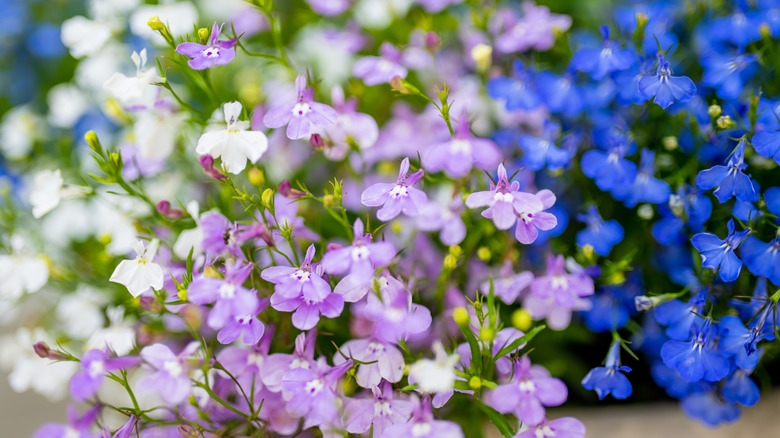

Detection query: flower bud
(477, 247), (491, 261)
(470, 43), (493, 72)
(33, 342), (66, 360)
(178, 424), (198, 438)
(443, 254), (457, 270)
(197, 27), (209, 43)
(199, 155), (227, 181)
(634, 295), (658, 312)
(139, 296), (163, 312)
(662, 136), (678, 151)
(425, 32), (441, 50)
(637, 204), (654, 220)
(84, 130), (102, 154)
(156, 200), (183, 219)
(760, 23), (771, 39)
(390, 76), (411, 94)
(468, 376), (482, 390)
(480, 326), (495, 342)
(448, 245), (462, 257)
(310, 133), (325, 150)
(511, 309), (532, 332)
(708, 104), (722, 118)
(278, 180), (306, 199)
(248, 167), (265, 187)
(452, 307), (470, 326)
(581, 244), (595, 259)
(147, 15), (166, 31)
(717, 115), (735, 129)
(261, 188), (274, 208)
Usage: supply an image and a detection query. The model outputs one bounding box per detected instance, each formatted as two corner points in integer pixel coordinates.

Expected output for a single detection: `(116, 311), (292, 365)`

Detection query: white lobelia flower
(60, 15), (112, 58)
(173, 201), (204, 260)
(29, 169), (86, 219)
(0, 105), (45, 160)
(0, 236), (49, 301)
(109, 239), (165, 297)
(103, 49), (163, 108)
(87, 306), (136, 355)
(47, 83), (89, 128)
(407, 341), (460, 393)
(196, 101), (269, 174)
(133, 107), (184, 160)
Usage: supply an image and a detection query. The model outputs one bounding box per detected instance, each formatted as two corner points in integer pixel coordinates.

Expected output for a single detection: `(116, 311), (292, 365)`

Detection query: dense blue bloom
(571, 25), (635, 80)
(27, 23), (66, 59)
(732, 199), (761, 223)
(660, 317), (729, 382)
(765, 187), (780, 215)
(613, 149), (671, 207)
(581, 140), (638, 192)
(535, 70), (584, 115)
(518, 122), (571, 171)
(576, 206), (624, 256)
(744, 304), (777, 356)
(650, 361), (699, 398)
(696, 138), (757, 203)
(707, 7), (762, 48)
(751, 130), (780, 163)
(722, 370), (760, 407)
(613, 59), (654, 105)
(638, 54), (696, 109)
(652, 187), (712, 245)
(583, 285), (636, 332)
(701, 53), (757, 99)
(487, 60), (540, 111)
(741, 233), (780, 284)
(691, 219), (750, 282)
(718, 315), (764, 370)
(654, 290), (707, 341)
(581, 341), (632, 400)
(681, 388), (741, 426)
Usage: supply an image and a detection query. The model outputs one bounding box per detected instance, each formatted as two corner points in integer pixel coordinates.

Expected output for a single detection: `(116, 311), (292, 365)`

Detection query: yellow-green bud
(477, 247), (491, 261)
(708, 104), (722, 118)
(635, 12), (648, 29)
(390, 76), (411, 94)
(147, 15), (165, 31)
(607, 270), (626, 285)
(203, 265), (221, 278)
(449, 245), (462, 257)
(178, 288), (188, 301)
(391, 220), (403, 234)
(452, 307), (470, 326)
(248, 167), (265, 187)
(581, 244), (595, 259)
(197, 27), (209, 43)
(511, 309), (532, 332)
(637, 204), (654, 220)
(760, 23), (771, 39)
(470, 43), (493, 72)
(443, 254), (458, 270)
(84, 130), (101, 153)
(662, 136), (678, 151)
(323, 194), (335, 206)
(261, 188), (274, 208)
(480, 327), (495, 342)
(717, 115), (735, 129)
(468, 376), (482, 390)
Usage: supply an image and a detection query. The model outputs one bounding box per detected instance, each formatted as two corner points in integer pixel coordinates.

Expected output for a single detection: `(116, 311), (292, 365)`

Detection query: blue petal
(691, 233), (725, 252)
(696, 166), (729, 190)
(718, 249), (742, 282)
(764, 187), (780, 215)
(723, 372), (760, 407)
(752, 131), (780, 161)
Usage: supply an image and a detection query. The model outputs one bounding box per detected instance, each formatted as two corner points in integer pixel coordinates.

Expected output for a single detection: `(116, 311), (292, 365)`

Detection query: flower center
(203, 47), (220, 58)
(412, 422), (432, 437)
(518, 378), (536, 393)
(389, 185), (409, 199)
(493, 192), (514, 203)
(235, 314), (253, 325)
(451, 139), (472, 154)
(218, 283), (236, 299)
(551, 275), (569, 289)
(88, 360), (105, 377)
(291, 357), (310, 369)
(374, 400), (393, 417)
(351, 245), (370, 261)
(163, 360), (183, 377)
(292, 102), (311, 117)
(305, 379), (324, 395)
(291, 269), (312, 283)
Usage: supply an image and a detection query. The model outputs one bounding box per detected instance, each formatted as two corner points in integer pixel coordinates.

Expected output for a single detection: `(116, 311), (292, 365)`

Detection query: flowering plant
(1, 0), (780, 437)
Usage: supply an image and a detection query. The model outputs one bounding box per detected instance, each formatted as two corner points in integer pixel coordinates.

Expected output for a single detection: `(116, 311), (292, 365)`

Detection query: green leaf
(492, 324), (546, 361)
(459, 323), (482, 375)
(479, 402), (515, 438)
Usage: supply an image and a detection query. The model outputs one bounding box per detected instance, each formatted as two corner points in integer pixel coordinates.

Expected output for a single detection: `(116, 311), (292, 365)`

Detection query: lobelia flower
(741, 231), (780, 285)
(487, 60), (541, 111)
(701, 53), (757, 100)
(515, 189), (558, 245)
(263, 75), (339, 140)
(306, 0), (352, 15)
(407, 341), (459, 394)
(576, 206), (624, 256)
(695, 138), (758, 203)
(494, 2), (572, 53)
(614, 149), (671, 207)
(29, 169), (86, 218)
(423, 114), (502, 177)
(382, 395), (464, 438)
(485, 355), (568, 426)
(281, 360), (352, 429)
(637, 53), (696, 109)
(359, 275), (432, 343)
(691, 219), (750, 282)
(333, 337), (404, 387)
(654, 290), (707, 341)
(109, 239), (165, 297)
(361, 157), (428, 221)
(680, 388), (741, 427)
(137, 342), (199, 405)
(581, 138), (638, 193)
(0, 240), (49, 300)
(571, 25), (635, 80)
(751, 129), (780, 164)
(196, 101), (269, 175)
(518, 121), (571, 171)
(32, 405), (102, 438)
(417, 196), (467, 246)
(465, 163), (544, 230)
(722, 369), (760, 407)
(480, 260), (534, 304)
(353, 42), (408, 86)
(581, 341), (632, 400)
(313, 85), (379, 160)
(660, 317), (729, 383)
(103, 49), (162, 109)
(111, 415), (139, 438)
(187, 260), (266, 345)
(343, 381), (412, 435)
(515, 417), (586, 438)
(525, 255), (594, 330)
(261, 245), (344, 330)
(717, 315), (769, 371)
(200, 212), (244, 258)
(176, 22), (237, 70)
(69, 349), (139, 402)
(535, 69), (584, 115)
(261, 332), (317, 392)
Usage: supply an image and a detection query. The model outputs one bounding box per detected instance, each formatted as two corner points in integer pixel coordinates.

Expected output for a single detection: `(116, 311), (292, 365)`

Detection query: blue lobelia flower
(581, 341), (632, 400)
(695, 138), (758, 203)
(751, 129), (780, 164)
(637, 53), (696, 109)
(652, 186), (713, 245)
(518, 121), (571, 171)
(571, 25), (635, 80)
(660, 317), (729, 382)
(764, 186), (780, 215)
(654, 290), (707, 341)
(581, 132), (638, 192)
(680, 387), (741, 426)
(576, 206), (624, 256)
(718, 315), (765, 370)
(486, 60), (540, 111)
(614, 149), (671, 207)
(534, 69), (584, 115)
(701, 53), (757, 99)
(741, 231), (780, 284)
(691, 219), (750, 282)
(583, 284), (638, 332)
(722, 370), (760, 407)
(732, 199), (761, 223)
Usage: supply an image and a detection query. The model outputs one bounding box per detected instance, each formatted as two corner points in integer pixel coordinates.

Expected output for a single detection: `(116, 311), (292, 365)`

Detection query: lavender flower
(281, 360), (352, 429)
(480, 260), (534, 304)
(353, 42), (408, 86)
(515, 417), (586, 438)
(176, 22), (237, 70)
(262, 75), (339, 140)
(361, 157), (428, 221)
(417, 196), (467, 246)
(69, 349), (138, 402)
(466, 163), (544, 230)
(334, 337), (404, 387)
(514, 189), (558, 244)
(33, 405), (101, 438)
(423, 115), (502, 178)
(382, 395), (464, 438)
(138, 342), (199, 405)
(260, 332), (317, 392)
(344, 382), (412, 435)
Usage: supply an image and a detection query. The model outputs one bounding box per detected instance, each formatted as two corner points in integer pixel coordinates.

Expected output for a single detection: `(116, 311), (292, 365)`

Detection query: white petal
(196, 130), (228, 157)
(235, 131), (269, 163)
(223, 101), (243, 125)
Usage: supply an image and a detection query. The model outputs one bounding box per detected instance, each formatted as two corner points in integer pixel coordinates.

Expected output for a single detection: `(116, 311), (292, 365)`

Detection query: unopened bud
(468, 376), (482, 390)
(390, 76), (411, 94)
(443, 254), (457, 270)
(581, 244), (595, 259)
(147, 15), (165, 32)
(239, 223), (274, 247)
(84, 130), (102, 154)
(448, 245), (462, 257)
(662, 136), (678, 151)
(178, 424), (198, 438)
(452, 307), (470, 326)
(248, 167), (265, 187)
(480, 327), (495, 342)
(310, 133), (325, 150)
(425, 32), (441, 50)
(669, 194), (685, 218)
(635, 12), (648, 29)
(511, 309), (532, 332)
(199, 155), (227, 181)
(323, 194), (335, 206)
(717, 115), (735, 129)
(477, 247), (491, 261)
(634, 295), (658, 312)
(33, 342), (66, 360)
(261, 188), (274, 208)
(278, 180), (306, 199)
(139, 296), (163, 312)
(708, 104), (722, 118)
(197, 27), (209, 43)
(760, 23), (771, 39)
(471, 43), (493, 72)
(637, 204), (654, 220)
(156, 200), (183, 219)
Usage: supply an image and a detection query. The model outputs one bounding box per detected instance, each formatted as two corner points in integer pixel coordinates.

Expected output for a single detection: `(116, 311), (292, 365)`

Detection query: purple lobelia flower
(515, 417), (586, 438)
(200, 211), (244, 258)
(322, 218), (396, 301)
(33, 405), (102, 438)
(138, 342), (199, 405)
(281, 359), (352, 429)
(69, 349), (139, 402)
(691, 219), (750, 283)
(524, 254), (594, 330)
(359, 275), (432, 343)
(485, 356), (568, 426)
(514, 189), (558, 244)
(314, 85), (380, 160)
(494, 2), (572, 53)
(111, 415), (138, 438)
(423, 115), (502, 177)
(361, 157), (428, 221)
(466, 163), (544, 230)
(480, 260), (534, 304)
(353, 42), (408, 86)
(262, 75), (338, 140)
(216, 334), (271, 398)
(417, 196), (467, 246)
(333, 337), (404, 387)
(261, 245), (344, 330)
(695, 138), (758, 203)
(718, 312), (774, 370)
(261, 332), (318, 392)
(188, 260), (265, 345)
(176, 22), (237, 70)
(382, 395), (464, 438)
(306, 0), (352, 15)
(581, 341), (632, 400)
(571, 25), (635, 80)
(637, 53), (696, 109)
(660, 317), (729, 383)
(344, 381), (412, 435)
